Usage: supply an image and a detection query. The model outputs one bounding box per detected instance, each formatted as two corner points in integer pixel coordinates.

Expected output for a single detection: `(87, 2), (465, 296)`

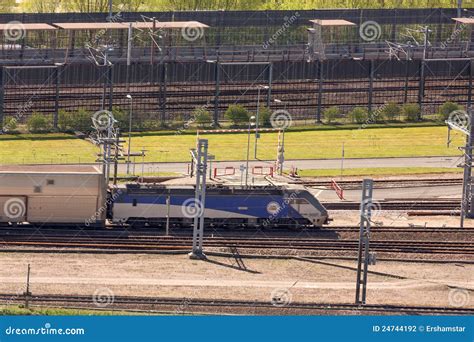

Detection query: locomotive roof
(0, 164), (102, 174)
(114, 183), (289, 194)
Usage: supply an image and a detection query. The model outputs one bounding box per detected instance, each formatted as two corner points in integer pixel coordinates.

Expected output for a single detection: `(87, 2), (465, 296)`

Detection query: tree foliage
(225, 105), (249, 126)
(0, 0), (16, 12)
(19, 0), (143, 13)
(9, 0), (462, 13)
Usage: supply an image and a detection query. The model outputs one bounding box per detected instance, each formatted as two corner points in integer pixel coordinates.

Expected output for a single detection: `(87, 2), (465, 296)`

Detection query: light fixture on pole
(126, 94), (133, 175)
(254, 85), (269, 159)
(246, 116), (256, 187)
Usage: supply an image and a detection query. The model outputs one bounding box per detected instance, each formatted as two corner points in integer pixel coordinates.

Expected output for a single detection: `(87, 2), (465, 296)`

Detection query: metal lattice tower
(446, 108), (474, 227)
(461, 109), (474, 224)
(91, 111), (123, 184)
(276, 129), (285, 175)
(189, 139), (208, 259)
(355, 179), (374, 305)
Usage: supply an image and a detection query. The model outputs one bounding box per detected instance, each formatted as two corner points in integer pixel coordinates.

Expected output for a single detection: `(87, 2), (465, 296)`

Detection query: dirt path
(0, 253), (472, 310)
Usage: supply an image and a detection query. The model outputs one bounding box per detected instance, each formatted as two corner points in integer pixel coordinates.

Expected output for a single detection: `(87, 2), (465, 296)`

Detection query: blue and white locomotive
(110, 184), (329, 228)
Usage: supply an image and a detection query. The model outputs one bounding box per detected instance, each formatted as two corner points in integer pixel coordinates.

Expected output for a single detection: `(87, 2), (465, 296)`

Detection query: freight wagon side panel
(27, 196), (100, 223)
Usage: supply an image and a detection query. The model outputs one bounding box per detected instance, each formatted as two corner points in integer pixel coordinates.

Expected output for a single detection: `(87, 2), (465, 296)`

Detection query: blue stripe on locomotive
(114, 192), (304, 219)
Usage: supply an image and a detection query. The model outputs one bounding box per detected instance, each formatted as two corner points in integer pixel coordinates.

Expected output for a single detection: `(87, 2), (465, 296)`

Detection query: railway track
(299, 178), (463, 189)
(2, 225), (473, 234)
(2, 76), (469, 120)
(325, 200), (461, 211)
(1, 234), (473, 255)
(1, 293), (472, 315)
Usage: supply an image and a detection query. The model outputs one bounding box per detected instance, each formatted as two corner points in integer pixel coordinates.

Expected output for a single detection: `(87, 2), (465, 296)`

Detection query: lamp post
(126, 94), (133, 175)
(254, 85), (269, 159)
(108, 0), (113, 21)
(246, 116), (256, 187)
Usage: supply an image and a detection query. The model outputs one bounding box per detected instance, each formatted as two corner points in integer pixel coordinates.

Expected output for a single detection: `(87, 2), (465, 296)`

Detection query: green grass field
(0, 305), (138, 316)
(298, 167), (462, 177)
(0, 133), (97, 164)
(0, 126), (465, 165)
(127, 126), (465, 162)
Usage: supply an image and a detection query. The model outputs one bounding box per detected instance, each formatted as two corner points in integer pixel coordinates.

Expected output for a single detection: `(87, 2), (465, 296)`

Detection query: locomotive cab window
(289, 198), (309, 205)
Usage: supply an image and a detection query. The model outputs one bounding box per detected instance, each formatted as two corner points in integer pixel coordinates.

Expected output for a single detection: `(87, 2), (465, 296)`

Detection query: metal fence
(1, 57), (472, 129)
(0, 8), (473, 64)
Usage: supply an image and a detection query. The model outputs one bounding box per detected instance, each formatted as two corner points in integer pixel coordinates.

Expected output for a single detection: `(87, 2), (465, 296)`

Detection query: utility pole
(108, 0), (113, 21)
(276, 129), (285, 175)
(92, 110), (122, 184)
(126, 22), (133, 93)
(189, 139), (208, 259)
(418, 26), (429, 119)
(126, 94), (133, 175)
(254, 85), (268, 159)
(246, 116), (256, 187)
(355, 179), (376, 305)
(446, 109), (473, 227)
(24, 264), (31, 309)
(461, 109), (474, 226)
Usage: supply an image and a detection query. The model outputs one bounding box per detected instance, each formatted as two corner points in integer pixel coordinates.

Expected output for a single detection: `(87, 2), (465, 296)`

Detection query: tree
(19, 0), (61, 13)
(0, 0), (16, 12)
(438, 101), (461, 121)
(348, 107), (368, 124)
(402, 103), (421, 122)
(257, 106), (272, 127)
(323, 106), (339, 124)
(193, 107), (212, 127)
(381, 102), (401, 121)
(225, 105), (249, 126)
(27, 113), (51, 133)
(19, 0), (144, 13)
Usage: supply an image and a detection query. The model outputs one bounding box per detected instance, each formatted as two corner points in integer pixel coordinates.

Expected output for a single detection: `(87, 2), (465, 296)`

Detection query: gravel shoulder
(0, 253), (472, 309)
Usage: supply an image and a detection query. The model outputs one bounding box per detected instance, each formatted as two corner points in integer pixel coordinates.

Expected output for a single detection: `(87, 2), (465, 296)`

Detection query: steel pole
(126, 23), (132, 92)
(126, 98), (133, 175)
(108, 0), (113, 20)
(245, 121), (251, 187)
(254, 87), (261, 159)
